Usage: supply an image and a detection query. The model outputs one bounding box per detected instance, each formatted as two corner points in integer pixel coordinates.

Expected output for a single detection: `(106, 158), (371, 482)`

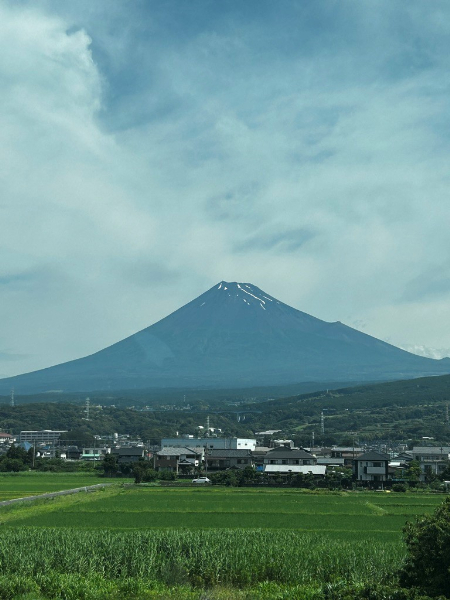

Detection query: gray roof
(112, 447), (144, 456)
(331, 447), (364, 452)
(412, 447), (450, 454)
(265, 447), (313, 459)
(158, 447), (201, 457)
(354, 451), (389, 461)
(208, 449), (252, 458)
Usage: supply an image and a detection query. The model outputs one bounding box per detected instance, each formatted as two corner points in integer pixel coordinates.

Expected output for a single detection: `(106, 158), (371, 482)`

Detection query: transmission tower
(84, 398), (90, 421)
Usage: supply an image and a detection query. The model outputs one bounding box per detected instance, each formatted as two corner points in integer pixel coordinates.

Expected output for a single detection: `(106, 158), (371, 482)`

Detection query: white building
(161, 437), (257, 451)
(19, 430), (67, 444)
(411, 446), (450, 478)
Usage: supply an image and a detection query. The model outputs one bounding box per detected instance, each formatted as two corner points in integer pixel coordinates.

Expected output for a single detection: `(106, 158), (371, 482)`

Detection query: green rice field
(0, 480), (447, 598)
(0, 484), (444, 542)
(0, 472), (127, 501)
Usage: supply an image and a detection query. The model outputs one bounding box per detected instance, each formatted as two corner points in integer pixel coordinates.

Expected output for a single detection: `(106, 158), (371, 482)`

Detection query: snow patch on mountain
(400, 344), (450, 360)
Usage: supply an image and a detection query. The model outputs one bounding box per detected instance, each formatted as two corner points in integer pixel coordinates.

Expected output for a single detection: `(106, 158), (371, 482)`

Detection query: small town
(1, 426), (449, 489)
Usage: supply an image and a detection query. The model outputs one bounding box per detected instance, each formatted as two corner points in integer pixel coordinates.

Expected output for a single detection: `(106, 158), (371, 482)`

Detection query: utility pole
(321, 410), (325, 435)
(10, 388), (14, 408)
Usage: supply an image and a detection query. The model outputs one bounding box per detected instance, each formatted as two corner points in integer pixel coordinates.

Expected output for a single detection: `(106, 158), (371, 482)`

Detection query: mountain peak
(0, 280), (449, 393)
(211, 281), (279, 310)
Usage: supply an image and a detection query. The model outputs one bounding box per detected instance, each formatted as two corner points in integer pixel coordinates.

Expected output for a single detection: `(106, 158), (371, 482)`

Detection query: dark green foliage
(102, 453), (118, 477)
(392, 484), (408, 493)
(0, 444), (32, 471)
(133, 461), (158, 483)
(0, 458), (27, 472)
(60, 429), (95, 446)
(439, 462), (450, 482)
(209, 467), (260, 486)
(6, 444), (30, 462)
(399, 496), (450, 596)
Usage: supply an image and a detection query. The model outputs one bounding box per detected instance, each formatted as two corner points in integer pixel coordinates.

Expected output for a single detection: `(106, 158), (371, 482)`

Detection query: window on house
(282, 460), (288, 464)
(373, 462), (382, 467)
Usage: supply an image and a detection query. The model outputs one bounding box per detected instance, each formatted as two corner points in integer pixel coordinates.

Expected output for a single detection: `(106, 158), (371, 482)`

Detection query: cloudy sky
(1, 0), (450, 378)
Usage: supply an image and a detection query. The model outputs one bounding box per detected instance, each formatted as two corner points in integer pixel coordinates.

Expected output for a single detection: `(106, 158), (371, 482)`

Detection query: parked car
(192, 477), (211, 484)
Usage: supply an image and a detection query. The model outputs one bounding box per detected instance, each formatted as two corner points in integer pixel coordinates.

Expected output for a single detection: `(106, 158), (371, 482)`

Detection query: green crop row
(0, 528), (403, 588)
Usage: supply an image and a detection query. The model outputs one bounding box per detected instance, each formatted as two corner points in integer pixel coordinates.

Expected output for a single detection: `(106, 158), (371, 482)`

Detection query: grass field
(0, 472), (130, 501)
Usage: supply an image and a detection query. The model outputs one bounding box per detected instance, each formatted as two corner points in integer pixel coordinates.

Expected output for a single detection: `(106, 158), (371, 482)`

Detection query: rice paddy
(0, 472), (125, 501)
(0, 478), (446, 598)
(0, 484), (444, 541)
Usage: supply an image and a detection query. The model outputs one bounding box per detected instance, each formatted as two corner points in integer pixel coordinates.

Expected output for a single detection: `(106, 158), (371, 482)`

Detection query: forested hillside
(1, 374), (449, 446)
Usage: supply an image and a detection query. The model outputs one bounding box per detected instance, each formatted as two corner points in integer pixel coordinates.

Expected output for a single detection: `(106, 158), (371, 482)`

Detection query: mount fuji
(1, 281), (449, 393)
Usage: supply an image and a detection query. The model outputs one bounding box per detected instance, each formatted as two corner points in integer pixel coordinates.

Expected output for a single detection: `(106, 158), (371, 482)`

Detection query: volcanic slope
(1, 281), (449, 393)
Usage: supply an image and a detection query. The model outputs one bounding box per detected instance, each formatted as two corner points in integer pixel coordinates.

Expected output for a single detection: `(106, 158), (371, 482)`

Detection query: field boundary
(0, 483), (113, 507)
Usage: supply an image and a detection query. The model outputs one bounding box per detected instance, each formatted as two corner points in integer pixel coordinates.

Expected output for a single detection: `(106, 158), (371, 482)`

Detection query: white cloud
(1, 1), (450, 378)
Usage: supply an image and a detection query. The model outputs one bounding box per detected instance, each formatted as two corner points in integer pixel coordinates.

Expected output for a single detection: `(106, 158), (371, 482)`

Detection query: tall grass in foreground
(0, 528), (403, 588)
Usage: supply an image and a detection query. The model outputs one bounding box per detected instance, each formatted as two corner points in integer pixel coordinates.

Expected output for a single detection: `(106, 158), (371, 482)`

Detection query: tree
(6, 444), (28, 462)
(0, 458), (27, 472)
(399, 496), (450, 596)
(132, 462), (157, 483)
(102, 453), (118, 477)
(439, 461), (450, 482)
(406, 460), (422, 484)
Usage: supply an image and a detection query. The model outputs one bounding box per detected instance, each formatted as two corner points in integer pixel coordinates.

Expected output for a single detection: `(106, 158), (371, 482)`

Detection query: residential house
(155, 447), (203, 473)
(112, 447), (145, 464)
(0, 432), (14, 444)
(206, 449), (253, 471)
(264, 447), (316, 467)
(66, 446), (81, 460)
(81, 447), (108, 461)
(330, 446), (364, 467)
(316, 457), (346, 471)
(353, 451), (390, 482)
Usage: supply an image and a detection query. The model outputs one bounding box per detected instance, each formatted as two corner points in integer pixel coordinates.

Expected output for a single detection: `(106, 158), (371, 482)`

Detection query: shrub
(399, 496), (450, 596)
(392, 483), (407, 493)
